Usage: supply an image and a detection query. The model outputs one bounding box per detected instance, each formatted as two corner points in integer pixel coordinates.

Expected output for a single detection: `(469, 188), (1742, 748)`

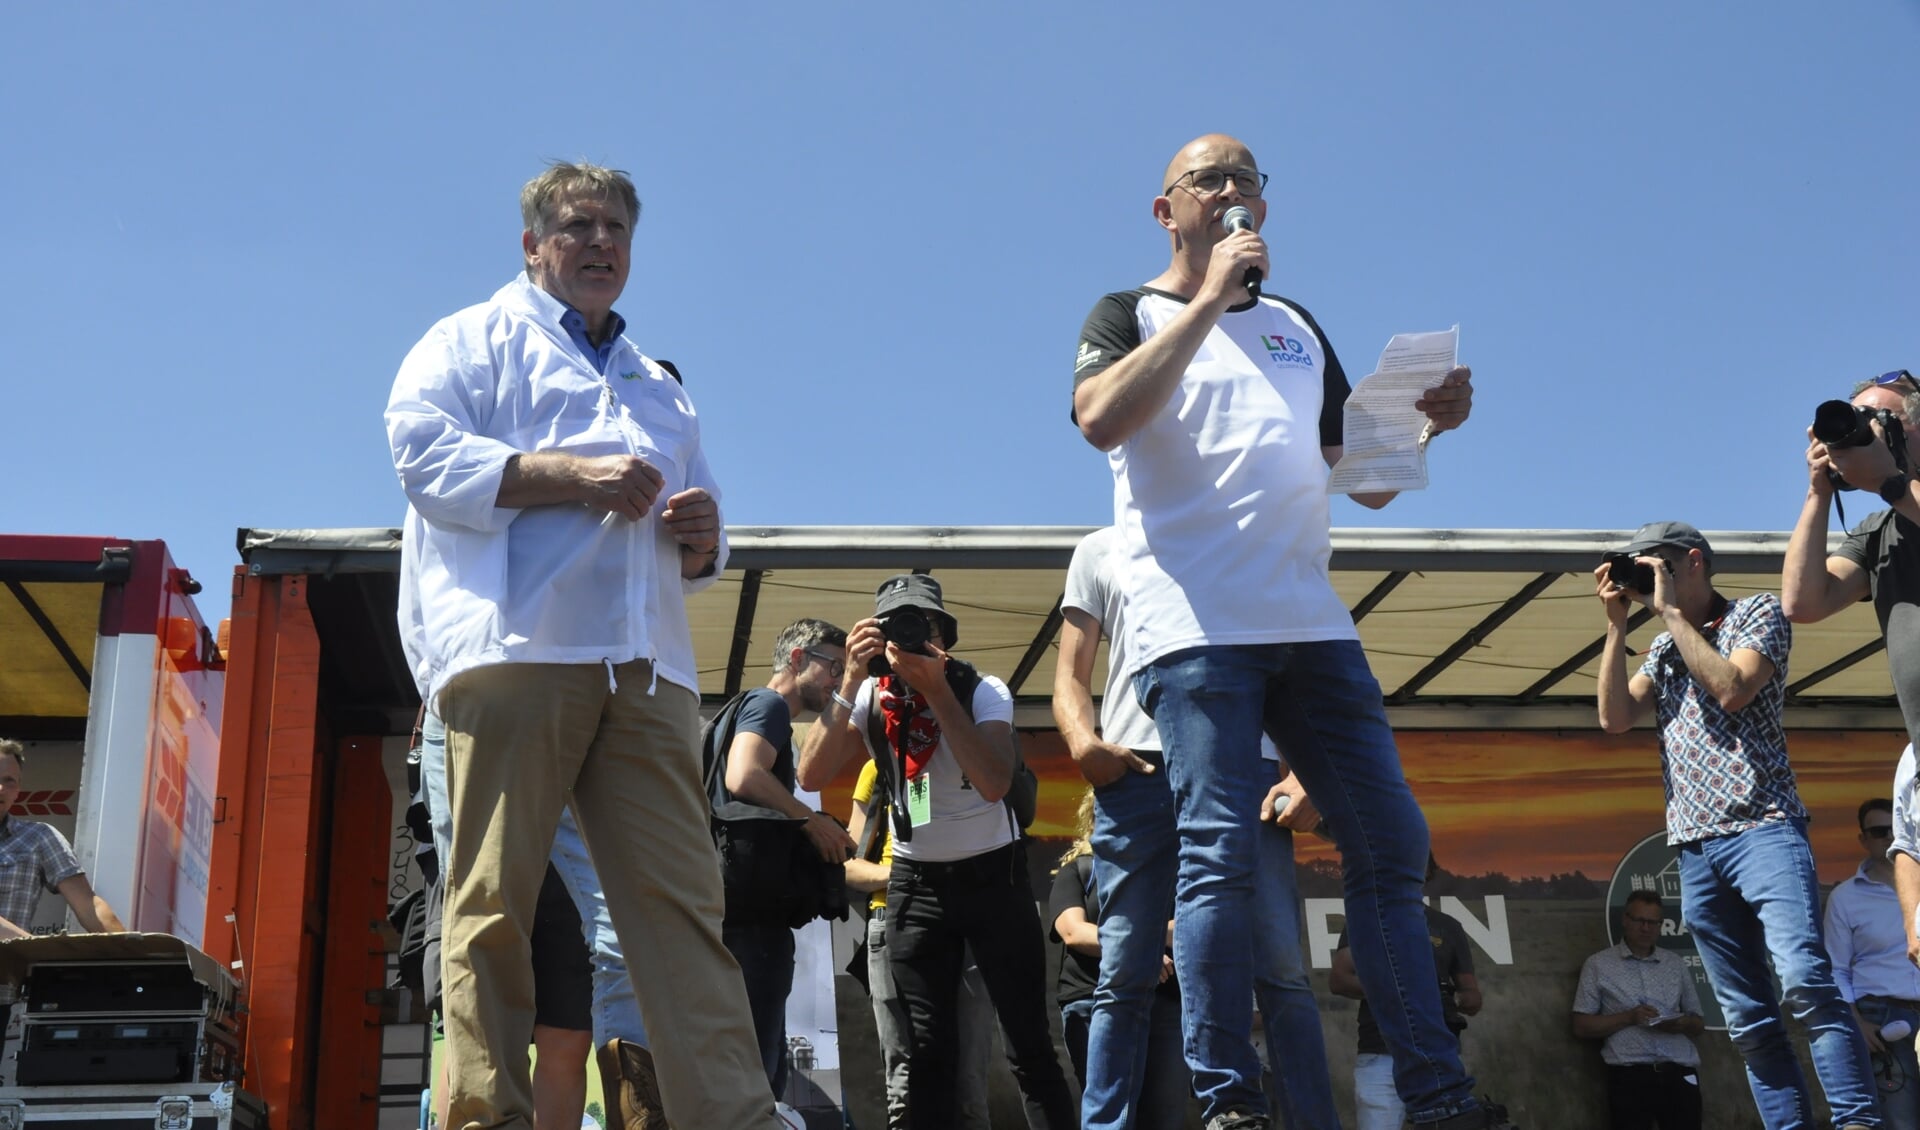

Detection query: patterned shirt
(1639, 592), (1803, 845)
(1573, 943), (1703, 1067)
(0, 817), (83, 930)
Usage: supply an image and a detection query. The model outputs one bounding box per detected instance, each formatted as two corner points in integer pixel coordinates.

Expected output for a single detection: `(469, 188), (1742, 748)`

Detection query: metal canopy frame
(233, 524), (1901, 732)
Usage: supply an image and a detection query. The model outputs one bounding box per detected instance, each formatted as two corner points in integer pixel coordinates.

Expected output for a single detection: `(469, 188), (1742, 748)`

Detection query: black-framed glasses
(1165, 167), (1269, 198)
(1866, 825), (1895, 839)
(805, 649), (845, 680)
(1624, 915), (1662, 927)
(1873, 369), (1919, 394)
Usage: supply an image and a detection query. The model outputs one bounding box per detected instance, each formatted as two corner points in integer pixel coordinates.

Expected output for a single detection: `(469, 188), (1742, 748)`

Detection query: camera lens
(1813, 400), (1875, 448)
(1604, 553), (1656, 596)
(881, 611), (932, 651)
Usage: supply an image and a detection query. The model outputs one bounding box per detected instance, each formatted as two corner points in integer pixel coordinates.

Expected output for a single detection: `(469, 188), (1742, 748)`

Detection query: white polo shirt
(1074, 288), (1356, 678)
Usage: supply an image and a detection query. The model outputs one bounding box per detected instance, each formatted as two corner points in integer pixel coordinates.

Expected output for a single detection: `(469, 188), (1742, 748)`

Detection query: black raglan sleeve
(1073, 291), (1147, 388)
(1277, 299), (1351, 447)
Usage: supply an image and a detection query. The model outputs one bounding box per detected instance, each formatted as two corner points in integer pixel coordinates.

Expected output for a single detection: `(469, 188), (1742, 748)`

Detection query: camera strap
(863, 682), (917, 844)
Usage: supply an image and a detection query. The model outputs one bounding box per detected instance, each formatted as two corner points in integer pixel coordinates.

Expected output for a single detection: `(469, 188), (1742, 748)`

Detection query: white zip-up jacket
(387, 274), (727, 706)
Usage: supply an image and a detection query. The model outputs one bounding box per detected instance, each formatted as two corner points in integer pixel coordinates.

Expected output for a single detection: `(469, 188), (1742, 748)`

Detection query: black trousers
(887, 841), (1076, 1130)
(1606, 1062), (1703, 1130)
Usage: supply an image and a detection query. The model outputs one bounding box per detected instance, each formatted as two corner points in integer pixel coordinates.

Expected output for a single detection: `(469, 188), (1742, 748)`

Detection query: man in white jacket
(386, 161), (775, 1130)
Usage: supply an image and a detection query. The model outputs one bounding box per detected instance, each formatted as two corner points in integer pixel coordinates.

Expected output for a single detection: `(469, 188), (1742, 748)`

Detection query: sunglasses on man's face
(1866, 825), (1895, 839)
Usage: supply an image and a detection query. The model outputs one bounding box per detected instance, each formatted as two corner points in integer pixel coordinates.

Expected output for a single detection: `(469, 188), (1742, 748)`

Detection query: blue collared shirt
(558, 306), (627, 375)
(1824, 860), (1920, 1002)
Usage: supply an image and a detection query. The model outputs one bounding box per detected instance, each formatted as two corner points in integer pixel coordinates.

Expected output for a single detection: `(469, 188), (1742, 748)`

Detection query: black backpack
(701, 692), (849, 929)
(860, 659), (1039, 844)
(390, 706), (436, 1007)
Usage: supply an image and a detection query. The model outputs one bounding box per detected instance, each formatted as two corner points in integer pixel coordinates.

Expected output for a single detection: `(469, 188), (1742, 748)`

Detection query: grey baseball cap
(1620, 521), (1714, 569)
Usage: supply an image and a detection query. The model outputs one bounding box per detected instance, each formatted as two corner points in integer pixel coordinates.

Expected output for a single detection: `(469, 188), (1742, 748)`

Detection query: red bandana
(878, 676), (941, 780)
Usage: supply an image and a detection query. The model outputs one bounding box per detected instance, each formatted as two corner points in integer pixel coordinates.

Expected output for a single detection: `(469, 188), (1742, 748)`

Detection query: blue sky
(4, 3), (1915, 591)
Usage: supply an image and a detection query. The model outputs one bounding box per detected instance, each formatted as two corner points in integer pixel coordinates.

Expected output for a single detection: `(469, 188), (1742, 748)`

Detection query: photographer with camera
(1597, 521), (1881, 1129)
(797, 575), (1074, 1130)
(1784, 370), (1920, 752)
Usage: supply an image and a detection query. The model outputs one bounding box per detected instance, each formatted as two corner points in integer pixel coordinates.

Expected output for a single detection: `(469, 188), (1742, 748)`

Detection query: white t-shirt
(1074, 288), (1357, 679)
(1063, 525), (1282, 763)
(850, 673), (1016, 863)
(1062, 527), (1160, 752)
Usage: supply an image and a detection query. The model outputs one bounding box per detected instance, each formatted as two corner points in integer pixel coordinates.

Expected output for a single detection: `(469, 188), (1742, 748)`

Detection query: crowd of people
(379, 135), (1920, 1130)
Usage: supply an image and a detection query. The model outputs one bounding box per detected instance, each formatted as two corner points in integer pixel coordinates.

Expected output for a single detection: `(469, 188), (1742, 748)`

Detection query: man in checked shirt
(1572, 891), (1706, 1130)
(0, 739), (124, 938)
(1596, 519), (1879, 1129)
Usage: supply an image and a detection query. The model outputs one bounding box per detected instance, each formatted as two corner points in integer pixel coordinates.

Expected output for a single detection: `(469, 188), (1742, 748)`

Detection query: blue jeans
(1067, 987), (1191, 1129)
(1082, 745), (1338, 1130)
(723, 921), (796, 1094)
(1134, 640), (1475, 1123)
(1856, 997), (1920, 1130)
(421, 711), (648, 1049)
(1677, 819), (1879, 1128)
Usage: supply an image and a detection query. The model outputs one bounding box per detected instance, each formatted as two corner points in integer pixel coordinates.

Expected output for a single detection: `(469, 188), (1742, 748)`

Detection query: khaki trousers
(438, 659), (773, 1130)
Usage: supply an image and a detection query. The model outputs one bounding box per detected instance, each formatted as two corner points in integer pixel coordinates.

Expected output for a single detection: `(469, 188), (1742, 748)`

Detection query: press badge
(907, 774), (933, 827)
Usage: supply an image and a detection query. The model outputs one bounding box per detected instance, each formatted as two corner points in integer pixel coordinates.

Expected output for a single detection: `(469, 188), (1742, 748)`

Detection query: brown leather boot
(597, 1038), (670, 1130)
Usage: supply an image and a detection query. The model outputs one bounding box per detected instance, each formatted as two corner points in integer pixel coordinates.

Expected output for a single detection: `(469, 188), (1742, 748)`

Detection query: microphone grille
(1221, 205), (1255, 233)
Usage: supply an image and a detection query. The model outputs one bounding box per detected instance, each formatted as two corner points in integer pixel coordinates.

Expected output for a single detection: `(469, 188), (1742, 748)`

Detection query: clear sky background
(4, 3), (1916, 590)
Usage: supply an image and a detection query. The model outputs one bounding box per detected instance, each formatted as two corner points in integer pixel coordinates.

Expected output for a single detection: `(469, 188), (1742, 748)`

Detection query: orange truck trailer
(2, 532), (431, 1130)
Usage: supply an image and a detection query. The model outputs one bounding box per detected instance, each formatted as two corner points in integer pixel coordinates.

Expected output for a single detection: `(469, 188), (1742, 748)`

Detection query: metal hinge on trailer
(0, 1100), (20, 1130)
(155, 1096), (194, 1130)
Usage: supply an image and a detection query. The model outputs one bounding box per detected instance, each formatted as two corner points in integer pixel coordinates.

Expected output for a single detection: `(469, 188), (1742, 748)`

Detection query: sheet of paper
(1327, 326), (1459, 496)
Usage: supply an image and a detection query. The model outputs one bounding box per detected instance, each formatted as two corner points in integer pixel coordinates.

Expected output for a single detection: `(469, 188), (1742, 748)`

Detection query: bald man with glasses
(1069, 133), (1488, 1130)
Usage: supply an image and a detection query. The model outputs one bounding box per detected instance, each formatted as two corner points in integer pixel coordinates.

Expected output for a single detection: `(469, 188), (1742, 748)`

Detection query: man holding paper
(1069, 133), (1490, 1130)
(1571, 890), (1706, 1130)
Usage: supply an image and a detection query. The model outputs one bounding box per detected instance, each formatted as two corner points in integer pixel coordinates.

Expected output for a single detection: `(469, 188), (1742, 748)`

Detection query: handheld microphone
(1221, 205), (1262, 301)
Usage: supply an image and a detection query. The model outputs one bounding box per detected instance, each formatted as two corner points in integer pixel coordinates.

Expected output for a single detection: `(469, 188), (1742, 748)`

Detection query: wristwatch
(1881, 472), (1910, 504)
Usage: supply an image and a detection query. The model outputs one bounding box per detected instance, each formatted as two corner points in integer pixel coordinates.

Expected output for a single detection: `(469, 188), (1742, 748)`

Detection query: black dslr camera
(1602, 553), (1670, 596)
(867, 610), (935, 678)
(1812, 400), (1909, 491)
